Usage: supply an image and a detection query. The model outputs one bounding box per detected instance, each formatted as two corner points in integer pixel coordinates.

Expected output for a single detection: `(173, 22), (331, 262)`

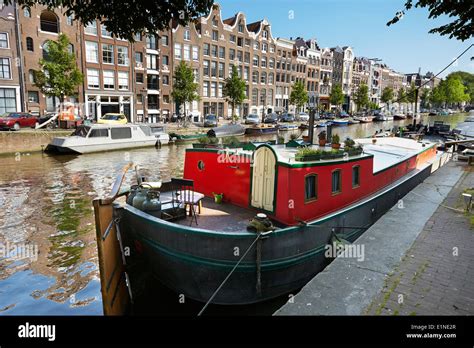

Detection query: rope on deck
(197, 233), (263, 316)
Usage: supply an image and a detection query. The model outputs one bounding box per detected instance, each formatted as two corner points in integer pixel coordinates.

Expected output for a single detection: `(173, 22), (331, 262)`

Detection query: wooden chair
(170, 178), (205, 226)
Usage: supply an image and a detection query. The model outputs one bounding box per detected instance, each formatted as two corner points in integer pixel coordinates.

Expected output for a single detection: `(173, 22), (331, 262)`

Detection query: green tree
(171, 61), (200, 127)
(223, 65), (246, 123)
(444, 75), (470, 105)
(387, 1), (473, 41)
(381, 87), (394, 112)
(10, 0), (214, 41)
(420, 88), (431, 108)
(329, 85), (344, 111)
(354, 83), (369, 111)
(407, 82), (417, 113)
(446, 71), (474, 102)
(289, 81), (309, 113)
(33, 33), (83, 106)
(429, 84), (446, 107)
(397, 88), (408, 112)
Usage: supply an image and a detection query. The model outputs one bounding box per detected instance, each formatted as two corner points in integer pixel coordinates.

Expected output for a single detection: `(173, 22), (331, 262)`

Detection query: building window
(262, 43), (267, 52)
(211, 61), (217, 78)
(218, 62), (224, 78)
(148, 95), (159, 110)
(103, 70), (115, 89)
(244, 52), (250, 64)
(100, 24), (112, 38)
(268, 73), (274, 84)
(174, 43), (181, 59)
(229, 49), (235, 61)
(211, 45), (217, 58)
(0, 58), (11, 79)
(253, 55), (259, 67)
(260, 88), (266, 105)
(162, 55), (169, 66)
(263, 30), (268, 39)
(147, 74), (158, 89)
(218, 83), (223, 98)
(203, 43), (210, 56)
(40, 11), (59, 33)
(0, 33), (8, 48)
(267, 89), (273, 105)
(192, 46), (199, 61)
(212, 16), (218, 27)
(332, 169), (342, 194)
(146, 35), (158, 50)
(24, 7), (31, 18)
(68, 44), (74, 55)
(85, 21), (97, 35)
(183, 44), (190, 61)
(243, 66), (249, 81)
(269, 58), (275, 69)
(162, 75), (169, 85)
(184, 29), (191, 41)
(0, 88), (16, 114)
(137, 93), (143, 104)
(252, 88), (258, 105)
(136, 73), (144, 83)
(261, 72), (267, 84)
(135, 52), (143, 64)
(146, 54), (158, 70)
(252, 71), (258, 84)
(210, 82), (216, 97)
(134, 33), (142, 41)
(229, 34), (236, 43)
(352, 166), (360, 188)
(161, 35), (168, 46)
(26, 37), (34, 51)
(212, 30), (218, 41)
(102, 44), (114, 64)
(28, 91), (39, 103)
(261, 57), (267, 68)
(85, 41), (98, 63)
(237, 37), (243, 47)
(117, 46), (129, 66)
(118, 71), (129, 90)
(238, 21), (244, 33)
(28, 70), (35, 83)
(66, 15), (74, 26)
(305, 174), (318, 202)
(254, 41), (259, 50)
(203, 81), (209, 97)
(87, 69), (99, 89)
(203, 60), (209, 77)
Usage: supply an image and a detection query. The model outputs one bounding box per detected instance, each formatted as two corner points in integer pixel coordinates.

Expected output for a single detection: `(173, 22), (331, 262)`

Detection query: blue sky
(217, 0), (473, 77)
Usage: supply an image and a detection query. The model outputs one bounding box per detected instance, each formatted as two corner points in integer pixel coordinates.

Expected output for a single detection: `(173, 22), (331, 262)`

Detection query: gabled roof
(246, 20), (262, 33)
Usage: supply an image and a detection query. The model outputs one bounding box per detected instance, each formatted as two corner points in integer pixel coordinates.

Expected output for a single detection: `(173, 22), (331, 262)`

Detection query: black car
(38, 112), (59, 129)
(279, 113), (295, 122)
(264, 113), (278, 124)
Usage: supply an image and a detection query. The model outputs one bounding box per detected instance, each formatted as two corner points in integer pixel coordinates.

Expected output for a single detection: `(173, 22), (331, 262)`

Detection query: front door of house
(251, 146), (276, 212)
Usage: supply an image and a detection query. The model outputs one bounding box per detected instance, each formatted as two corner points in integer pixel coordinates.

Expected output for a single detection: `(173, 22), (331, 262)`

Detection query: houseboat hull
(45, 139), (163, 154)
(117, 158), (439, 305)
(245, 126), (279, 135)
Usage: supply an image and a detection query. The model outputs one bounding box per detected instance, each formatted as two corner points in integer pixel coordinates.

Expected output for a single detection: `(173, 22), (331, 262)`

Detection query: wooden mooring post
(93, 162), (134, 315)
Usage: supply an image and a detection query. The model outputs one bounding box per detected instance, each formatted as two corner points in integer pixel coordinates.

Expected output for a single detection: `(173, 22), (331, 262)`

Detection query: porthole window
(198, 161), (205, 171)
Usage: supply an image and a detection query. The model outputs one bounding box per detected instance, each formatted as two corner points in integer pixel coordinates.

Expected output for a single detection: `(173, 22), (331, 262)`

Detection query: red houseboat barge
(96, 137), (446, 307)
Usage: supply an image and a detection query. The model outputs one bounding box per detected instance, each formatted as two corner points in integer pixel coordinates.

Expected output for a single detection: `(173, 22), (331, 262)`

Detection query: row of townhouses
(0, 2), (441, 122)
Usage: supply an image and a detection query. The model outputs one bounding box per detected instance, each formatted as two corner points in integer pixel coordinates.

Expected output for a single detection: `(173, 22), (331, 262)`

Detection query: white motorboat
(45, 124), (169, 154)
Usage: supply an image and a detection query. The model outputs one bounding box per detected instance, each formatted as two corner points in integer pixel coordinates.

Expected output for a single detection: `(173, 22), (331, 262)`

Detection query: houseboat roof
(218, 137), (435, 174)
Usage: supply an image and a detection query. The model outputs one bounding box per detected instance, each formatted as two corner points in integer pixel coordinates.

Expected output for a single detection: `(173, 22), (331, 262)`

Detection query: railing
(40, 20), (59, 33)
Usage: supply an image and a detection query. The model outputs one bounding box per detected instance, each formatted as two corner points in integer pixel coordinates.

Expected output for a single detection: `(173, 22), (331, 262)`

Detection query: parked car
(98, 113), (128, 125)
(264, 113), (279, 124)
(279, 113), (295, 122)
(339, 110), (350, 118)
(0, 112), (39, 130)
(297, 112), (310, 122)
(245, 114), (261, 125)
(203, 114), (218, 127)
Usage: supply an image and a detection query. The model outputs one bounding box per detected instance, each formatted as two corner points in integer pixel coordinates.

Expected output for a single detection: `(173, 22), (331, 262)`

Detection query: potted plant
(318, 131), (327, 147)
(213, 193), (224, 204)
(295, 148), (323, 162)
(193, 136), (210, 148)
(331, 134), (341, 150)
(206, 136), (220, 148)
(277, 136), (285, 145)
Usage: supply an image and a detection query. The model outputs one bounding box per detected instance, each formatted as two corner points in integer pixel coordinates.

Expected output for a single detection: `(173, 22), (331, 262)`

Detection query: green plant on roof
(290, 133), (299, 141)
(198, 136), (210, 144)
(332, 134), (340, 144)
(209, 136), (219, 145)
(344, 137), (356, 149)
(222, 136), (240, 146)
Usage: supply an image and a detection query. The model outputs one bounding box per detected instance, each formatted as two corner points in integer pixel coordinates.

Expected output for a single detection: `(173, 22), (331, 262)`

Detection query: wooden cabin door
(251, 147), (276, 211)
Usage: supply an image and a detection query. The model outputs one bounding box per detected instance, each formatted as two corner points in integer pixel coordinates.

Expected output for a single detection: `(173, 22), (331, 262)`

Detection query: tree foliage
(381, 87), (394, 105)
(223, 65), (247, 122)
(8, 0), (214, 41)
(289, 81), (308, 110)
(33, 33), (83, 100)
(387, 0), (473, 41)
(354, 83), (369, 111)
(397, 88), (408, 104)
(329, 84), (344, 109)
(171, 61), (200, 125)
(446, 71), (474, 102)
(420, 88), (431, 108)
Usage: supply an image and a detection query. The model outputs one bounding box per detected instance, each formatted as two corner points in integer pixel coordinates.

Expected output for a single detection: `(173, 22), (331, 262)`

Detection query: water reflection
(0, 114), (468, 315)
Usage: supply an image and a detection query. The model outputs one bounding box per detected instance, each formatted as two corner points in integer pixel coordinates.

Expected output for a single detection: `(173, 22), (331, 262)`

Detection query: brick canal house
(0, 3), (22, 114)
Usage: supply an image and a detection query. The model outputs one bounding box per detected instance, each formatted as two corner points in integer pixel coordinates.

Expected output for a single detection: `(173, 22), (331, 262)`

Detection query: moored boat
(278, 124), (299, 131)
(332, 119), (349, 126)
(245, 124), (279, 135)
(353, 116), (374, 123)
(393, 114), (407, 120)
(95, 137), (446, 306)
(45, 124), (169, 154)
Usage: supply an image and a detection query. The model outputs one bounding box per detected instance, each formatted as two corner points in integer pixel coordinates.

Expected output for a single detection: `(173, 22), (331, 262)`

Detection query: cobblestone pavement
(366, 164), (474, 315)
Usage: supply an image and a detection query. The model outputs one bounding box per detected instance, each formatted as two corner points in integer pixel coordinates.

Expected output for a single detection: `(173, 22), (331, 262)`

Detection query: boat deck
(160, 194), (262, 233)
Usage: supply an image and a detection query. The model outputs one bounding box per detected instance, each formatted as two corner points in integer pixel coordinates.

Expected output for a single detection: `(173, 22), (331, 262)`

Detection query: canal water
(0, 114), (468, 315)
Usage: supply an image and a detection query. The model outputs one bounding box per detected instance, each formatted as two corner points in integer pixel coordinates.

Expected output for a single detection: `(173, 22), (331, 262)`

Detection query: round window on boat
(198, 160), (205, 171)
